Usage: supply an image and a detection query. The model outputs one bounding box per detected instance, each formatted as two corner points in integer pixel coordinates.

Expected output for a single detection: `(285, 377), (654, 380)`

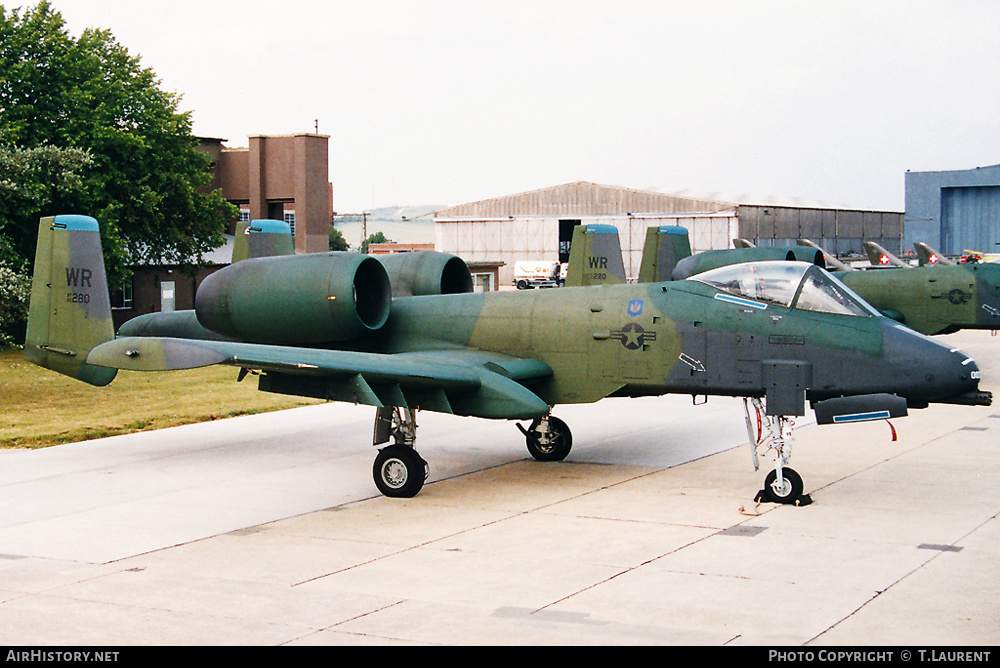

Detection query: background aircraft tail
(798, 239), (854, 272)
(232, 219), (295, 263)
(864, 241), (909, 268)
(563, 224), (627, 287)
(914, 241), (955, 266)
(637, 225), (691, 282)
(24, 215), (117, 386)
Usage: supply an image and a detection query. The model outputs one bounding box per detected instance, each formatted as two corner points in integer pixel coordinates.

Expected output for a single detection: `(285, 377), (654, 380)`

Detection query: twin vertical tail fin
(637, 225), (691, 282)
(563, 224), (627, 287)
(563, 223), (694, 286)
(232, 219), (294, 263)
(24, 215), (117, 386)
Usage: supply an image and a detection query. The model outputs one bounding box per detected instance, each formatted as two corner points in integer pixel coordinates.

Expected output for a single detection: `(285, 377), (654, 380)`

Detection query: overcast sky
(34, 0), (1000, 213)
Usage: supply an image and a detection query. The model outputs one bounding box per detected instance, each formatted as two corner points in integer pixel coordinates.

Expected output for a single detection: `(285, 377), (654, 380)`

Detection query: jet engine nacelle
(195, 252), (391, 344)
(376, 251), (474, 297)
(673, 247), (825, 280)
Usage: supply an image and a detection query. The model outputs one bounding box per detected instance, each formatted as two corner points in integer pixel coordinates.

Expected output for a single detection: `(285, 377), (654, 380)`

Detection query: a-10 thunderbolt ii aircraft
(674, 237), (1000, 336)
(24, 215), (992, 503)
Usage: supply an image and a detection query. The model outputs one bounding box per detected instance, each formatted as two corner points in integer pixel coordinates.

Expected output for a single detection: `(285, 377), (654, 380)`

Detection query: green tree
(0, 1), (237, 285)
(328, 225), (350, 251)
(361, 231), (390, 254)
(0, 259), (30, 347)
(0, 142), (94, 265)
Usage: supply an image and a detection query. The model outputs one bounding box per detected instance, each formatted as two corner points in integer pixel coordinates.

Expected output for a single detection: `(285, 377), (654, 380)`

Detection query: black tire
(525, 416), (572, 462)
(374, 445), (427, 498)
(763, 467), (804, 504)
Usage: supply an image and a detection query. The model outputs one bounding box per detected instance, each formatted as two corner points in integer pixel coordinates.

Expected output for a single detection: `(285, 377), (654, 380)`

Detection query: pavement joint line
(288, 457), (732, 589)
(805, 504), (1000, 645)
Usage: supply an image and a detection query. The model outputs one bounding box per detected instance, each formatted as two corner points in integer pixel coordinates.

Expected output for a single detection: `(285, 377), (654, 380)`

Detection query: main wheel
(525, 416), (572, 462)
(374, 445), (427, 498)
(763, 467), (804, 504)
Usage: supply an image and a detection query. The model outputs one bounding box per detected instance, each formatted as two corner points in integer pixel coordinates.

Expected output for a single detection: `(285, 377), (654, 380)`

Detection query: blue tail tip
(52, 215), (99, 232)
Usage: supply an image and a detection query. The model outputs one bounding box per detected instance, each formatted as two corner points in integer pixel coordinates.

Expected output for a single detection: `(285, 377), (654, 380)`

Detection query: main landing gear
(743, 398), (811, 505)
(370, 407), (573, 498)
(370, 402), (805, 504)
(517, 415), (573, 461)
(372, 406), (428, 498)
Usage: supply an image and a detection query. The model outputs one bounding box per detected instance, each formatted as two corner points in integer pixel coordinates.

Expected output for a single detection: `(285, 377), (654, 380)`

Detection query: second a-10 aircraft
(24, 215), (992, 504)
(698, 237), (1000, 336)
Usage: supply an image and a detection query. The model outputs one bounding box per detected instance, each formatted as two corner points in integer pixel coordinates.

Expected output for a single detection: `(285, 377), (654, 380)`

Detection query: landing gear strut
(372, 406), (428, 498)
(744, 398), (811, 505)
(518, 414), (572, 461)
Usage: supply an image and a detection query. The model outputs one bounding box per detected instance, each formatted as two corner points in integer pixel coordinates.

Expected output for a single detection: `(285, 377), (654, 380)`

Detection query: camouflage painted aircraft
(25, 215), (991, 503)
(657, 234), (1000, 336)
(848, 241), (1000, 334)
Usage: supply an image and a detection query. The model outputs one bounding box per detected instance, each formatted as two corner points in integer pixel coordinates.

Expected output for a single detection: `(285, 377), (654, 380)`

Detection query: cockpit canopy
(690, 261), (878, 317)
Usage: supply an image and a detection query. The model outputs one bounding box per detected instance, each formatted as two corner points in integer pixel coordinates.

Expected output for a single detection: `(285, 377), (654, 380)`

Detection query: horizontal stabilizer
(87, 337), (229, 371)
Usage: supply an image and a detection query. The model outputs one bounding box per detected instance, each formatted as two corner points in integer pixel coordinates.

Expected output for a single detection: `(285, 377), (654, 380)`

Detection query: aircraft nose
(882, 323), (983, 404)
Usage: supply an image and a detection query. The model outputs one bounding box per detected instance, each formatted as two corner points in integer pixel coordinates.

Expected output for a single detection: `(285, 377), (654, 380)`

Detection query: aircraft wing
(86, 337), (553, 420)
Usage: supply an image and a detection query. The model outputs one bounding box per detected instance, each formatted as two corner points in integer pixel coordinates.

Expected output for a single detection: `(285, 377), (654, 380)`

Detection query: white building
(436, 181), (903, 286)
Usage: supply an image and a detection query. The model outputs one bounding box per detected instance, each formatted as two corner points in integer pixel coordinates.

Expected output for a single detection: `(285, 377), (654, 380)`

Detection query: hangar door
(559, 219), (581, 263)
(941, 185), (1000, 255)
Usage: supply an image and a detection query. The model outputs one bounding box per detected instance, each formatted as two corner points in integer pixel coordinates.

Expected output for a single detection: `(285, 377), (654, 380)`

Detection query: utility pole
(331, 212), (372, 251)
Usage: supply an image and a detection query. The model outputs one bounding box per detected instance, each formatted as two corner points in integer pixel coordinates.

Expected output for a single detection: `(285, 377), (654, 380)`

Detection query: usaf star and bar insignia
(611, 300), (657, 350)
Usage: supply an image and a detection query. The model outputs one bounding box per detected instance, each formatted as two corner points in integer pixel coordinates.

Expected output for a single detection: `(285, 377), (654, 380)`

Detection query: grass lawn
(0, 348), (324, 449)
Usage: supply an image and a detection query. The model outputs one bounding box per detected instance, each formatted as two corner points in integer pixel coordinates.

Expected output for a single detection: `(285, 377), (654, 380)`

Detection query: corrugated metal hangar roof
(435, 181), (735, 219)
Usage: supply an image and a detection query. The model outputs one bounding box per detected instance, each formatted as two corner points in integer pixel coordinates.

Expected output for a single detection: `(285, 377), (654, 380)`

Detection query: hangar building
(435, 182), (903, 286)
(904, 164), (1000, 256)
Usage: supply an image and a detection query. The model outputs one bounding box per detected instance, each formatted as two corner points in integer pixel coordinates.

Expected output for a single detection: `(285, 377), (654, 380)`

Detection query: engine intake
(377, 251), (473, 297)
(196, 252), (391, 344)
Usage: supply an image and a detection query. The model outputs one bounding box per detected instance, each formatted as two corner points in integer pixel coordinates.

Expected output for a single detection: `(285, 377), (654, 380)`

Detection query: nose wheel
(762, 467), (804, 504)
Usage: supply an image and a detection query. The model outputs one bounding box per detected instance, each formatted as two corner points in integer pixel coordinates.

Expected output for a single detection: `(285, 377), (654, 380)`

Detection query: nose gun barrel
(936, 389), (993, 406)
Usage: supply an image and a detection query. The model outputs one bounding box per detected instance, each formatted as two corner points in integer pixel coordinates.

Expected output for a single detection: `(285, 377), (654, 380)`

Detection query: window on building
(110, 281), (133, 310)
(473, 273), (494, 292)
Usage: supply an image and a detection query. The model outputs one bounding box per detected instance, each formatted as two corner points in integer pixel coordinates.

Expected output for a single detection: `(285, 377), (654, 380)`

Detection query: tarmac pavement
(0, 330), (997, 646)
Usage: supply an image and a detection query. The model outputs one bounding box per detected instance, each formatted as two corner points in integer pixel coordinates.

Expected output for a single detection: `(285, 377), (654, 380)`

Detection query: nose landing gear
(744, 398), (812, 506)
